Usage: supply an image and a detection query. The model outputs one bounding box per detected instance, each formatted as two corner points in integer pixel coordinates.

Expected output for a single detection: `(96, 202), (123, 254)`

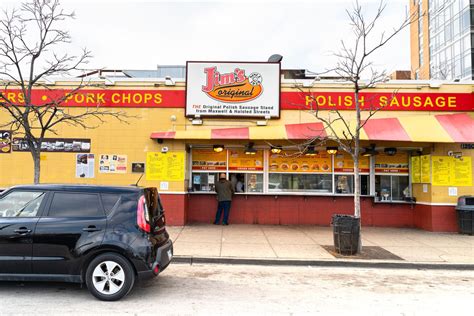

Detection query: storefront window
(191, 149), (226, 192)
(269, 173), (332, 192)
(268, 151), (332, 193)
(334, 153), (370, 195)
(335, 175), (370, 195)
(229, 173), (264, 193)
(375, 175), (409, 202)
(192, 172), (218, 192)
(374, 152), (410, 202)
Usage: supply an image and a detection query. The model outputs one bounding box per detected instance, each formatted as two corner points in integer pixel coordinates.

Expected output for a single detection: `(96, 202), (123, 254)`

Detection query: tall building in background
(410, 0), (473, 80)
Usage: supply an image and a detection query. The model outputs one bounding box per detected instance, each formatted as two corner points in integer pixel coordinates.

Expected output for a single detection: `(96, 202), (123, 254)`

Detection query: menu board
(452, 157), (472, 186)
(146, 152), (185, 181)
(334, 153), (370, 173)
(411, 156), (421, 183)
(192, 149), (226, 171)
(228, 149), (263, 171)
(375, 152), (409, 173)
(99, 154), (127, 173)
(432, 156), (472, 186)
(420, 155), (431, 183)
(269, 151), (332, 173)
(431, 156), (450, 186)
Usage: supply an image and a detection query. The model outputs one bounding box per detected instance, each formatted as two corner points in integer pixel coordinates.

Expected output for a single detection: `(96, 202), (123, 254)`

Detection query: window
(101, 194), (121, 215)
(192, 172), (218, 192)
(335, 175), (370, 195)
(375, 175), (410, 202)
(269, 173), (332, 193)
(0, 191), (45, 217)
(230, 173), (264, 193)
(48, 193), (103, 217)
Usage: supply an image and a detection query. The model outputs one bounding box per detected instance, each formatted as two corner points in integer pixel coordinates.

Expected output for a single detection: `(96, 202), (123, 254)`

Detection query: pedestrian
(214, 173), (234, 225)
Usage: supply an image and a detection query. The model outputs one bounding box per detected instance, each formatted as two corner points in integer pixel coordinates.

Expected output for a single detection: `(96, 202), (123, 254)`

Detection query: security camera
(448, 151), (462, 159)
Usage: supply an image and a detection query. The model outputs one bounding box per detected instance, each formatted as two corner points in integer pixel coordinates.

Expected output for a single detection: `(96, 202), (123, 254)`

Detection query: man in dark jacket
(214, 173), (234, 225)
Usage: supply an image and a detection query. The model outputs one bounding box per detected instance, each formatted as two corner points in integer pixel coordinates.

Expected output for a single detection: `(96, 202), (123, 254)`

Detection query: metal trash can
(456, 196), (474, 235)
(331, 214), (360, 255)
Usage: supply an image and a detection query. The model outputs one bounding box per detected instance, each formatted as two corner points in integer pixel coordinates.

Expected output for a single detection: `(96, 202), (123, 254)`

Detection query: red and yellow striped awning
(150, 113), (474, 143)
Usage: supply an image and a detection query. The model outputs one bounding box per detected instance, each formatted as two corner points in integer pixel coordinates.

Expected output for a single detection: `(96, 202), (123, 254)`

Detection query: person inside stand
(214, 173), (234, 225)
(236, 175), (245, 192)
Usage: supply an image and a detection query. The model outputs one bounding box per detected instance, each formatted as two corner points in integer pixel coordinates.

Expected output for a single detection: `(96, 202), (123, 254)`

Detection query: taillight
(137, 195), (150, 233)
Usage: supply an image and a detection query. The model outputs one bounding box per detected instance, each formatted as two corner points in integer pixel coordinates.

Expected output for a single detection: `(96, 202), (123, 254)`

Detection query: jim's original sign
(186, 62), (280, 118)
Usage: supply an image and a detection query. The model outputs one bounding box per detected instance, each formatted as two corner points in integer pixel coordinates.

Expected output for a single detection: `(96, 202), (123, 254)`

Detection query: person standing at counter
(214, 173), (234, 225)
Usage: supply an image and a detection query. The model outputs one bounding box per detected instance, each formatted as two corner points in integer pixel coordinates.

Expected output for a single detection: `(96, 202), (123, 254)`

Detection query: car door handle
(82, 226), (101, 232)
(14, 228), (32, 234)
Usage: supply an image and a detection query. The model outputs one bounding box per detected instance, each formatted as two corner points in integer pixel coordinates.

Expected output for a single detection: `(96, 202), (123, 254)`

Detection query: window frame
(188, 147), (414, 201)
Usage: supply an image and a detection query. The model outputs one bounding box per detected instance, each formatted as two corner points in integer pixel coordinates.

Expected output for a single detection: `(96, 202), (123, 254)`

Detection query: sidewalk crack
(261, 226), (278, 258)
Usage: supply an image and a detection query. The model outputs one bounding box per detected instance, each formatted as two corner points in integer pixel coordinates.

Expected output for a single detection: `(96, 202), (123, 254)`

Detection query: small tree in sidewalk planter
(298, 0), (421, 255)
(0, 0), (133, 184)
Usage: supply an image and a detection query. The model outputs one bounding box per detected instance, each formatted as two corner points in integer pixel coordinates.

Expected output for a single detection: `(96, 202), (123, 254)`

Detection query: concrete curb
(172, 255), (474, 271)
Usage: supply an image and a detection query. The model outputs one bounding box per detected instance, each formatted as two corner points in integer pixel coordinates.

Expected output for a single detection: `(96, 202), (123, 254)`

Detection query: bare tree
(295, 0), (421, 253)
(0, 0), (131, 184)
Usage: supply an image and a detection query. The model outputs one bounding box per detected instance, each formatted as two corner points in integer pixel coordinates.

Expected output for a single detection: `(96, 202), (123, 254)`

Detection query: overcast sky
(2, 0), (412, 75)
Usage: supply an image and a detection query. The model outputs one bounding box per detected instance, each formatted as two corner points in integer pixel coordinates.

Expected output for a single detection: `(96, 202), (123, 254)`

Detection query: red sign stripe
(285, 122), (327, 140)
(435, 113), (474, 142)
(150, 131), (176, 139)
(363, 118), (411, 141)
(211, 127), (249, 140)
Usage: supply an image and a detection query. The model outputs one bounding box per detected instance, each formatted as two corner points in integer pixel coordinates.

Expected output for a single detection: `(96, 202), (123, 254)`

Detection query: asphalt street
(0, 263), (473, 315)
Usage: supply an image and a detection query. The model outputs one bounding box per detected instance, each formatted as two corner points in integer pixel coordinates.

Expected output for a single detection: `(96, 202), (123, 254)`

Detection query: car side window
(0, 191), (45, 217)
(101, 194), (121, 215)
(48, 192), (104, 217)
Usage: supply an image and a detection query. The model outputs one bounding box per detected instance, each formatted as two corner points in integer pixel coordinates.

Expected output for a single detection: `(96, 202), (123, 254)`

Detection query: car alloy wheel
(92, 261), (126, 295)
(86, 253), (135, 301)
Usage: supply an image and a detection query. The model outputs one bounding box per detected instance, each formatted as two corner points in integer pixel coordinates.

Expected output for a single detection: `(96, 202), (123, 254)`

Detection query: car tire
(85, 252), (135, 301)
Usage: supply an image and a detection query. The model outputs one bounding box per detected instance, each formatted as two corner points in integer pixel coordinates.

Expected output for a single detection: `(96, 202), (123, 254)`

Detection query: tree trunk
(32, 150), (41, 184)
(353, 155), (361, 218)
(354, 88), (362, 253)
(29, 140), (41, 184)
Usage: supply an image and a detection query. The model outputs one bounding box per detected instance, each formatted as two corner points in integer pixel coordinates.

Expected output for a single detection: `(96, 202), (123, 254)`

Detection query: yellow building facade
(1, 77), (473, 230)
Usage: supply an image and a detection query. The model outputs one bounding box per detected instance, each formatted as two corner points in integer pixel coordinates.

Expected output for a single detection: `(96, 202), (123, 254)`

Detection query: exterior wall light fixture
(270, 146), (282, 154)
(245, 142), (257, 155)
(305, 145), (318, 156)
(326, 146), (338, 155)
(384, 147), (397, 156)
(362, 144), (378, 157)
(213, 145), (224, 153)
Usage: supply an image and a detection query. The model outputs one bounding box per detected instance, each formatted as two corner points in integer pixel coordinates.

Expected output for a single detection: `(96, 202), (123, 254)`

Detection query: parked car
(0, 184), (173, 301)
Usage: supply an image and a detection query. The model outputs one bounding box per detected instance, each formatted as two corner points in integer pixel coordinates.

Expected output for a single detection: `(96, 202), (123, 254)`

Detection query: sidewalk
(167, 224), (474, 269)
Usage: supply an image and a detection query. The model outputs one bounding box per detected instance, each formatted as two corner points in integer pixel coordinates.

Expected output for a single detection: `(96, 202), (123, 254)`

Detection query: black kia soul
(0, 184), (173, 301)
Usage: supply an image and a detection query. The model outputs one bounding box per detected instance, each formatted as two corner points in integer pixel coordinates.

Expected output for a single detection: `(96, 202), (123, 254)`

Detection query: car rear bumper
(137, 239), (173, 281)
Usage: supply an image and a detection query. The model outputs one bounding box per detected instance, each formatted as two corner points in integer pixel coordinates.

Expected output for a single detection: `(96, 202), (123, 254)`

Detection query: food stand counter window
(191, 149), (226, 192)
(268, 152), (332, 193)
(228, 149), (264, 193)
(334, 153), (370, 195)
(191, 148), (264, 193)
(374, 152), (410, 202)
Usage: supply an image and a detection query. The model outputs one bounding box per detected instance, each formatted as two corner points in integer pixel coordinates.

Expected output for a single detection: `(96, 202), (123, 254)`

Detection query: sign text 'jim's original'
(186, 62), (280, 118)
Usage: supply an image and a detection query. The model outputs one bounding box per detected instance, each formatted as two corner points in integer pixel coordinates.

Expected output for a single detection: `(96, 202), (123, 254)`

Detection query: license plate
(167, 249), (173, 259)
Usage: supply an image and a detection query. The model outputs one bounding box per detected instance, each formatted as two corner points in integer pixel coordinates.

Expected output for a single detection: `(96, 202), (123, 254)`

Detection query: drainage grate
(322, 245), (404, 260)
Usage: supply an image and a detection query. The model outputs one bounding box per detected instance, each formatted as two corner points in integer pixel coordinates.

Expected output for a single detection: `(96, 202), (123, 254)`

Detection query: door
(32, 192), (107, 275)
(0, 190), (46, 274)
